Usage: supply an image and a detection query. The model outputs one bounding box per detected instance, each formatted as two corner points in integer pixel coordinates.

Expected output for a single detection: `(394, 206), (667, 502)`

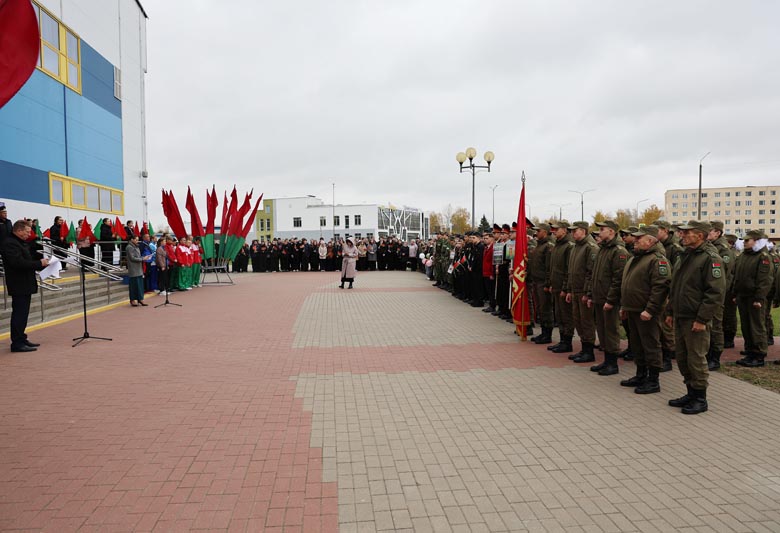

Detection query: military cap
(0, 202), (6, 211)
(511, 221), (517, 230)
(710, 220), (724, 232)
(632, 225), (660, 238)
(568, 221), (589, 231)
(678, 220), (711, 233)
(534, 222), (551, 232)
(492, 223), (501, 232)
(550, 220), (570, 230)
(595, 220), (619, 231)
(724, 233), (738, 242)
(654, 220), (671, 230)
(671, 224), (682, 231)
(619, 225), (639, 235)
(590, 231), (599, 238)
(501, 223), (511, 233)
(744, 229), (763, 240)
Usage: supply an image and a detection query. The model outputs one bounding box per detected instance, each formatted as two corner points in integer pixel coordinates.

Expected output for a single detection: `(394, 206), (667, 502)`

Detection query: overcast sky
(144, 0), (780, 225)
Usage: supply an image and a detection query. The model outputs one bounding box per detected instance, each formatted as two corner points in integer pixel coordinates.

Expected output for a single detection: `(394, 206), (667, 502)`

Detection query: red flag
(204, 186), (218, 235)
(134, 221), (140, 237)
(114, 216), (127, 239)
(78, 218), (96, 244)
(164, 190), (189, 239)
(43, 228), (50, 239)
(0, 0), (40, 109)
(241, 194), (263, 238)
(511, 173), (531, 340)
(219, 190), (230, 236)
(141, 222), (149, 236)
(185, 186), (205, 237)
(230, 190), (252, 237)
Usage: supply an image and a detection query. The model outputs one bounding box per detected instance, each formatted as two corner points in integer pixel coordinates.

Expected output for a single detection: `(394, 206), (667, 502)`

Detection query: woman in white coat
(340, 237), (358, 289)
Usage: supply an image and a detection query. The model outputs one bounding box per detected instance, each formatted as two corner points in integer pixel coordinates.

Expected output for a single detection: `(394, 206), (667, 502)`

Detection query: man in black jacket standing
(2, 220), (49, 352)
(0, 203), (12, 247)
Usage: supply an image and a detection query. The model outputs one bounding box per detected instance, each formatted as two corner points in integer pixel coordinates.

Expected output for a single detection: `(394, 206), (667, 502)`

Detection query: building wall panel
(0, 161), (50, 204)
(81, 42), (121, 118)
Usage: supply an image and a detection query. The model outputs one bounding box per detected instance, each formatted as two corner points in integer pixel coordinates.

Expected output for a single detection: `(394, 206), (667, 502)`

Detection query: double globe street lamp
(456, 147), (495, 229)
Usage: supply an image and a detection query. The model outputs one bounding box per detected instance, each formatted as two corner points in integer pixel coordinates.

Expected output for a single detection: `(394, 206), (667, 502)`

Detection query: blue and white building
(0, 0), (149, 226)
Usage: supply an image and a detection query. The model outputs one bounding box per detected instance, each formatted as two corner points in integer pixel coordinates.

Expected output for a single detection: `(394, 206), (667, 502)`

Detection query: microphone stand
(72, 257), (112, 347)
(155, 268), (181, 308)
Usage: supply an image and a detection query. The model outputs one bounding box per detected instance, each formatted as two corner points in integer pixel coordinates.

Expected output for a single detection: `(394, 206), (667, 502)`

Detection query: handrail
(41, 241), (124, 281)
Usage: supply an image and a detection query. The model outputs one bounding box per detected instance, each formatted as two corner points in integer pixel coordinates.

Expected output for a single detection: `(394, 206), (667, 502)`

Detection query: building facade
(0, 0), (148, 227)
(665, 185), (780, 238)
(254, 196), (429, 242)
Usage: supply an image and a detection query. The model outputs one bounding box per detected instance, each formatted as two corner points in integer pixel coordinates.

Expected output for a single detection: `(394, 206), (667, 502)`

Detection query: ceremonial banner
(0, 0), (39, 109)
(511, 173), (531, 340)
(185, 186), (205, 238)
(202, 186), (218, 259)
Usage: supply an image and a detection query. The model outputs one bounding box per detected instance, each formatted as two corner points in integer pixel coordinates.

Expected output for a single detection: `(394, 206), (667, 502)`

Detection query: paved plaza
(1, 271), (780, 532)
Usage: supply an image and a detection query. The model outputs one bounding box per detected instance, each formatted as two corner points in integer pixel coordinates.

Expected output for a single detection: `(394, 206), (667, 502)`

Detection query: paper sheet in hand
(39, 258), (62, 281)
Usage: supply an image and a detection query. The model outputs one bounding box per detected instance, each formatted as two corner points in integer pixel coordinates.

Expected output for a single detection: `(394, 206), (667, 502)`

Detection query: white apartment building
(255, 196), (429, 242)
(665, 185), (780, 239)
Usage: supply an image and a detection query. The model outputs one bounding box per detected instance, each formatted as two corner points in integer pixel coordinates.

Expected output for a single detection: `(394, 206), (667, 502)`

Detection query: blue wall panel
(81, 42), (121, 119)
(0, 70), (67, 175)
(65, 90), (124, 190)
(0, 160), (50, 204)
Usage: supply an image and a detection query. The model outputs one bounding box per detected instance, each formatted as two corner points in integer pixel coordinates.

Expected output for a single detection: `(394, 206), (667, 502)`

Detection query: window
(760, 191), (766, 196)
(266, 220), (271, 230)
(735, 191), (741, 197)
(293, 217), (302, 228)
(725, 220), (731, 225)
(745, 191), (752, 197)
(672, 212), (678, 217)
(367, 233), (374, 239)
(745, 200), (752, 206)
(334, 233), (340, 240)
(344, 215), (350, 229)
(701, 211), (707, 217)
(772, 210), (776, 215)
(735, 201), (741, 206)
(320, 216), (326, 227)
(713, 211), (720, 216)
(33, 2), (81, 93)
(773, 200), (777, 206)
(265, 205), (271, 213)
(773, 191), (777, 196)
(735, 220), (741, 225)
(355, 233), (361, 239)
(701, 193), (708, 198)
(760, 200), (766, 206)
(759, 219), (766, 225)
(672, 193), (679, 199)
(113, 66), (121, 100)
(745, 210), (752, 215)
(48, 172), (123, 214)
(714, 201), (721, 207)
(355, 214), (362, 226)
(714, 192), (721, 198)
(683, 193), (688, 199)
(334, 216), (340, 226)
(259, 219), (265, 231)
(672, 203), (678, 208)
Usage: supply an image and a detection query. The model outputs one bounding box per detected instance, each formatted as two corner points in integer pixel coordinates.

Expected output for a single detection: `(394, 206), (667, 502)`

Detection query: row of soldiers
(431, 218), (777, 415)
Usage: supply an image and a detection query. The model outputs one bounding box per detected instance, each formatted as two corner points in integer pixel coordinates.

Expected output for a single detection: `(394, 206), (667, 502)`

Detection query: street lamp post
(489, 185), (499, 225)
(456, 148), (494, 229)
(569, 189), (595, 221)
(636, 198), (649, 225)
(698, 151), (711, 220)
(550, 203), (571, 221)
(332, 183), (335, 242)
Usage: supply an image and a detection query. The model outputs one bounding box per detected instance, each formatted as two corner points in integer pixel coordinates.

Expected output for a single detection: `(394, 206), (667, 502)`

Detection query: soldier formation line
(429, 218), (775, 416)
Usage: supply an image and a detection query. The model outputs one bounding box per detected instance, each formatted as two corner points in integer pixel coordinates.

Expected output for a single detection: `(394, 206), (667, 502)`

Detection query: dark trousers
(627, 312), (662, 370)
(738, 296), (767, 354)
(129, 276), (144, 301)
(483, 277), (496, 308)
(10, 294), (32, 348)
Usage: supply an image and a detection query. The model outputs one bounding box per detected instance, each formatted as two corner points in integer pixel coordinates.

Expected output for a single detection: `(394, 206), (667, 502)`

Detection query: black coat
(1, 234), (45, 296)
(0, 217), (12, 247)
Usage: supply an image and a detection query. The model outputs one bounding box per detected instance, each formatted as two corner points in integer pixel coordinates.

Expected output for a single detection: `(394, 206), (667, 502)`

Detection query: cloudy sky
(145, 0), (780, 225)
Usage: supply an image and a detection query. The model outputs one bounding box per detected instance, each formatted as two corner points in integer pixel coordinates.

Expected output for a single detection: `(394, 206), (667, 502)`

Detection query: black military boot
(619, 348), (634, 361)
(707, 350), (722, 371)
(339, 282), (345, 289)
(736, 352), (759, 366)
(571, 342), (595, 363)
(551, 336), (573, 353)
(742, 354), (766, 367)
(546, 331), (563, 350)
(668, 385), (693, 407)
(661, 350), (673, 372)
(635, 369), (660, 394)
(533, 327), (553, 345)
(598, 353), (619, 376)
(681, 388), (708, 414)
(620, 365), (646, 387)
(590, 355), (607, 372)
(723, 335), (735, 349)
(525, 325), (534, 337)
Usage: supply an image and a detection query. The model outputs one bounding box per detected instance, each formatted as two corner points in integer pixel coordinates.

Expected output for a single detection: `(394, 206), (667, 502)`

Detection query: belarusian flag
(202, 186), (218, 259)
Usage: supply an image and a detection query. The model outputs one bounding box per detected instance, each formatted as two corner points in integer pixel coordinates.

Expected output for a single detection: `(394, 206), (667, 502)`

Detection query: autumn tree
(639, 204), (664, 226)
(450, 207), (471, 234)
(615, 209), (634, 230)
(591, 210), (609, 231)
(429, 212), (444, 234)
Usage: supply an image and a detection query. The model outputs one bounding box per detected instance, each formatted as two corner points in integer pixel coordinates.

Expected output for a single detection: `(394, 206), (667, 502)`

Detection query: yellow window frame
(33, 1), (82, 94)
(48, 172), (124, 215)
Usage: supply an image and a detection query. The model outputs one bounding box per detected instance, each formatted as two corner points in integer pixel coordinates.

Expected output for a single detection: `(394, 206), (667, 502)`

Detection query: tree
(615, 209), (634, 230)
(478, 215), (491, 233)
(639, 204), (664, 226)
(591, 210), (608, 232)
(429, 212), (444, 234)
(450, 207), (471, 235)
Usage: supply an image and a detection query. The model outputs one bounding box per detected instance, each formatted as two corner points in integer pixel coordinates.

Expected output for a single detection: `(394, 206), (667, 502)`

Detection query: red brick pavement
(0, 271), (774, 532)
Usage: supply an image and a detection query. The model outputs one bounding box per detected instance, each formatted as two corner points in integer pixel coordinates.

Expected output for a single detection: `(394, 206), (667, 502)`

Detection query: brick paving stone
(0, 270), (779, 532)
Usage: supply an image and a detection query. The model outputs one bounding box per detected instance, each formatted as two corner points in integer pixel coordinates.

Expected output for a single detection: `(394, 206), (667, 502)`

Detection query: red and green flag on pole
(511, 172), (531, 341)
(65, 221), (77, 244)
(202, 186), (218, 259)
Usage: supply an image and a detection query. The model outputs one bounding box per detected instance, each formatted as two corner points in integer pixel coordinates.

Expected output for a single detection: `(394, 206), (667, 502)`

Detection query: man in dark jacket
(665, 220), (725, 415)
(2, 220), (50, 352)
(568, 221), (599, 363)
(588, 220), (629, 376)
(731, 229), (774, 367)
(706, 220), (736, 369)
(529, 223), (554, 343)
(548, 221), (575, 353)
(618, 226), (671, 394)
(0, 203), (13, 249)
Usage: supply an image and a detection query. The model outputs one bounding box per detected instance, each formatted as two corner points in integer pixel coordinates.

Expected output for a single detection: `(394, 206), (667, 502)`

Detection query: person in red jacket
(191, 237), (202, 287)
(482, 231), (496, 313)
(165, 236), (179, 291)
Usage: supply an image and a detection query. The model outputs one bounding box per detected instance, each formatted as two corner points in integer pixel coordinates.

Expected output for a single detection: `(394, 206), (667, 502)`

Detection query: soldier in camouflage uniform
(705, 221), (736, 370)
(568, 221), (599, 363)
(666, 220), (725, 415)
(547, 221), (575, 353)
(655, 220), (684, 372)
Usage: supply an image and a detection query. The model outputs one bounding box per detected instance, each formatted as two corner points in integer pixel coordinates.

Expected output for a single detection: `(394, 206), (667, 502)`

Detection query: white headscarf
(753, 238), (769, 252)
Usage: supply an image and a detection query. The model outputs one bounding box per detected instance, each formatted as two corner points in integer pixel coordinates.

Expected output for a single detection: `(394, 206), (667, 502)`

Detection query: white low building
(255, 196), (429, 242)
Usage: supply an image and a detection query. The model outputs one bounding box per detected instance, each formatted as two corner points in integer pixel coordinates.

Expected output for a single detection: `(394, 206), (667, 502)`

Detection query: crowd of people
(427, 218), (774, 415)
